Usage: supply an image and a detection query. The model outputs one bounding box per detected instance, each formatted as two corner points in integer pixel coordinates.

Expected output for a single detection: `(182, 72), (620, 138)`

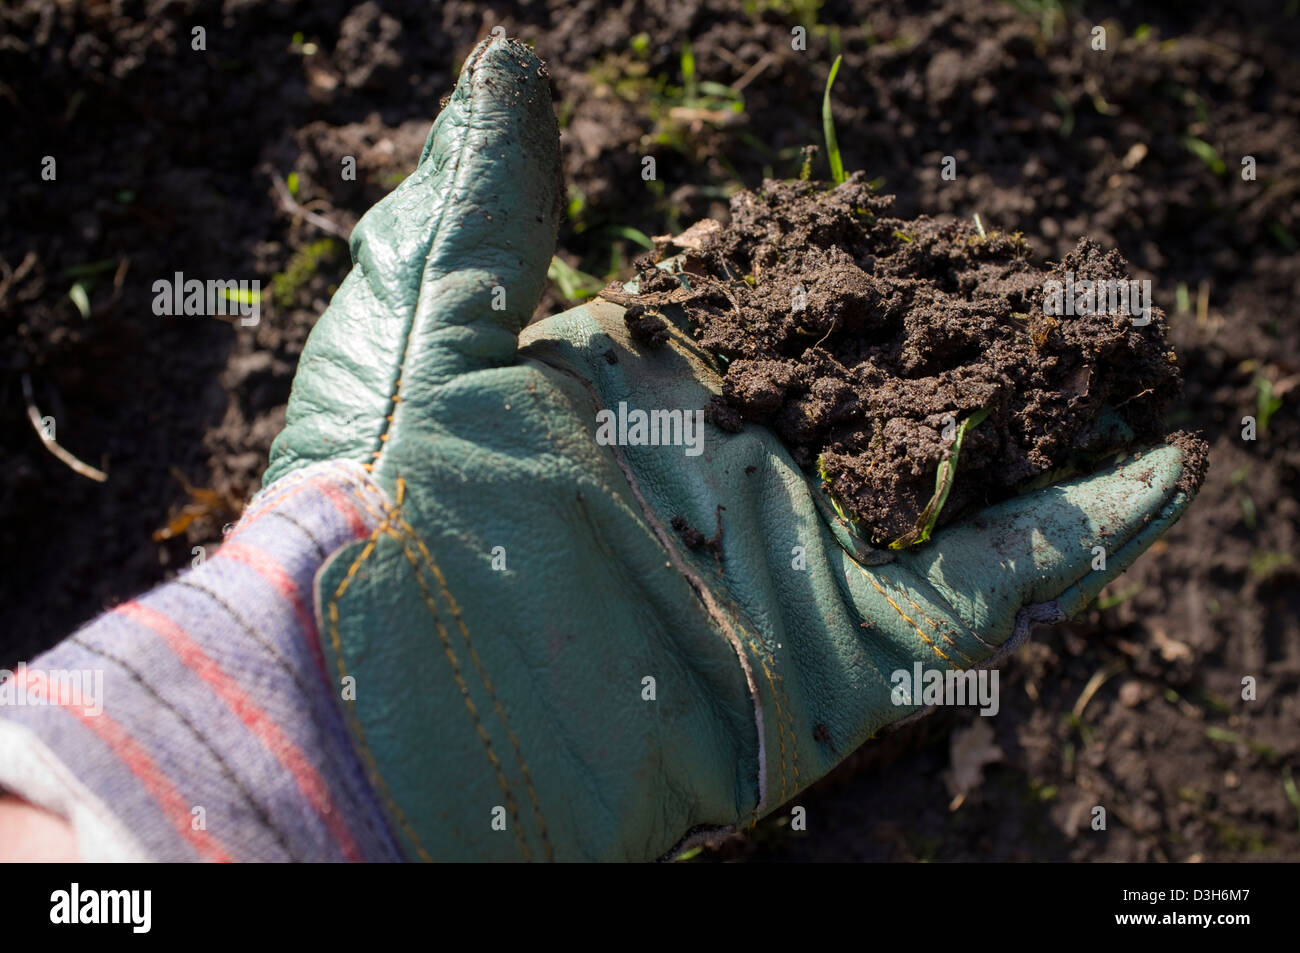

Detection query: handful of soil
(619, 172), (1192, 547)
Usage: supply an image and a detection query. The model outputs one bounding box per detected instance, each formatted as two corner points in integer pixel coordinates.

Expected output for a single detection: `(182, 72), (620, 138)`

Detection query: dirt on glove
(622, 173), (1203, 546)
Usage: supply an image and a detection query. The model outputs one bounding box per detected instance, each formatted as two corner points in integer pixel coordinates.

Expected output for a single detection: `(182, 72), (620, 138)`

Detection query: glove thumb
(266, 36), (562, 486)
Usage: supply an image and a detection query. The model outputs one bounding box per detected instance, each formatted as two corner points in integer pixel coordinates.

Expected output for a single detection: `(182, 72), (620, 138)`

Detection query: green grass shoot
(605, 225), (655, 250)
(1183, 136), (1226, 176)
(822, 54), (846, 184)
(1255, 375), (1282, 433)
(222, 284), (261, 306)
(68, 282), (91, 319)
(890, 407), (990, 549)
(681, 41), (697, 103)
(548, 255), (603, 302)
(1284, 766), (1300, 833)
(816, 453), (860, 529)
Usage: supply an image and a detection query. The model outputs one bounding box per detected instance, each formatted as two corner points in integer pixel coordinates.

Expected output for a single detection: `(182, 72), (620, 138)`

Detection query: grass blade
(606, 225), (656, 250)
(1182, 136), (1226, 176)
(68, 282), (91, 319)
(890, 407), (990, 549)
(822, 54), (846, 185)
(547, 255), (603, 302)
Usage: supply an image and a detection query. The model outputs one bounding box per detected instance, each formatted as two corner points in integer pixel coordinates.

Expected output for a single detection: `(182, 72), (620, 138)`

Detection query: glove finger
(898, 440), (1205, 643)
(266, 36), (562, 486)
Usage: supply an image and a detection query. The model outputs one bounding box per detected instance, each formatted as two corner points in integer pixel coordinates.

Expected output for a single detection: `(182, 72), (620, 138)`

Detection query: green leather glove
(265, 37), (1202, 861)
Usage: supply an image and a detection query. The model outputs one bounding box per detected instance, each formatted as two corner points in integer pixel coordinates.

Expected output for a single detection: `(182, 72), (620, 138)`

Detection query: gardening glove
(263, 36), (1204, 862)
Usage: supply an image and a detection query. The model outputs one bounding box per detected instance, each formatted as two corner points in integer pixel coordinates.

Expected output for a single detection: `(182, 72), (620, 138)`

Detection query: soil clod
(630, 174), (1204, 546)
(670, 504), (726, 567)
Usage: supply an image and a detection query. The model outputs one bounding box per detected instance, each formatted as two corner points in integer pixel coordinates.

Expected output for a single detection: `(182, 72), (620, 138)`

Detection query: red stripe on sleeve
(234, 474), (374, 539)
(316, 480), (373, 540)
(16, 669), (234, 862)
(216, 540), (323, 669)
(116, 601), (364, 862)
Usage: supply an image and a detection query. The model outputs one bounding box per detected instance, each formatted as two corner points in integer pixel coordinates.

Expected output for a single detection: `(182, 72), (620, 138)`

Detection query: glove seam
(742, 631), (797, 808)
(527, 356), (771, 817)
(384, 510), (554, 862)
(875, 568), (983, 665)
(318, 483), (556, 863)
(320, 504), (435, 862)
(849, 559), (964, 670)
(364, 42), (495, 478)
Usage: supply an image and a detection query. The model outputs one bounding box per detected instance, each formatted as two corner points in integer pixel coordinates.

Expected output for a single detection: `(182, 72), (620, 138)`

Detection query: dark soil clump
(627, 174), (1194, 546)
(670, 505), (725, 565)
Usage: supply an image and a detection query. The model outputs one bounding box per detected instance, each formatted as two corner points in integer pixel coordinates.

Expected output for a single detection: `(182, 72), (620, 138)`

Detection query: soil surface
(2, 0), (1297, 862)
(627, 174), (1189, 545)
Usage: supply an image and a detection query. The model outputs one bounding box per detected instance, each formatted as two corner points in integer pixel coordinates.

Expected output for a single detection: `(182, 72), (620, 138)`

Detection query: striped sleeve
(0, 461), (405, 862)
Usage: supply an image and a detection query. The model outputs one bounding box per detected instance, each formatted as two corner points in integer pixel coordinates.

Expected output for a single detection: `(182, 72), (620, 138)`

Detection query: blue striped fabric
(0, 461), (404, 862)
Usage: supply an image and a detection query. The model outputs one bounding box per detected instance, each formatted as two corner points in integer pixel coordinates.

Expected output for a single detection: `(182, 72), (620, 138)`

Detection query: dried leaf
(944, 718), (1003, 806)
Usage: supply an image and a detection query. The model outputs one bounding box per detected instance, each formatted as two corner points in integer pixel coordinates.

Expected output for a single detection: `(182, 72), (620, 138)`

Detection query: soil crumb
(624, 303), (671, 348)
(626, 173), (1203, 545)
(670, 505), (725, 564)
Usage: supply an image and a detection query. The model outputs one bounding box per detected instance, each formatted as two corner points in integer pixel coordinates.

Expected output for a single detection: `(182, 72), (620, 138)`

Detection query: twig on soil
(598, 279), (697, 308)
(1109, 387), (1154, 411)
(112, 256), (130, 294)
(21, 372), (108, 482)
(269, 174), (350, 239)
(1071, 658), (1126, 721)
(812, 314), (839, 352)
(668, 106), (746, 128)
(731, 53), (775, 94)
(90, 256), (132, 317)
(716, 279), (742, 320)
(0, 251), (39, 308)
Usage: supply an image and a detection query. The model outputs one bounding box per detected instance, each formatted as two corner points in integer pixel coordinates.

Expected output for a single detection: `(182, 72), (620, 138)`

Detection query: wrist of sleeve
(0, 460), (405, 862)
